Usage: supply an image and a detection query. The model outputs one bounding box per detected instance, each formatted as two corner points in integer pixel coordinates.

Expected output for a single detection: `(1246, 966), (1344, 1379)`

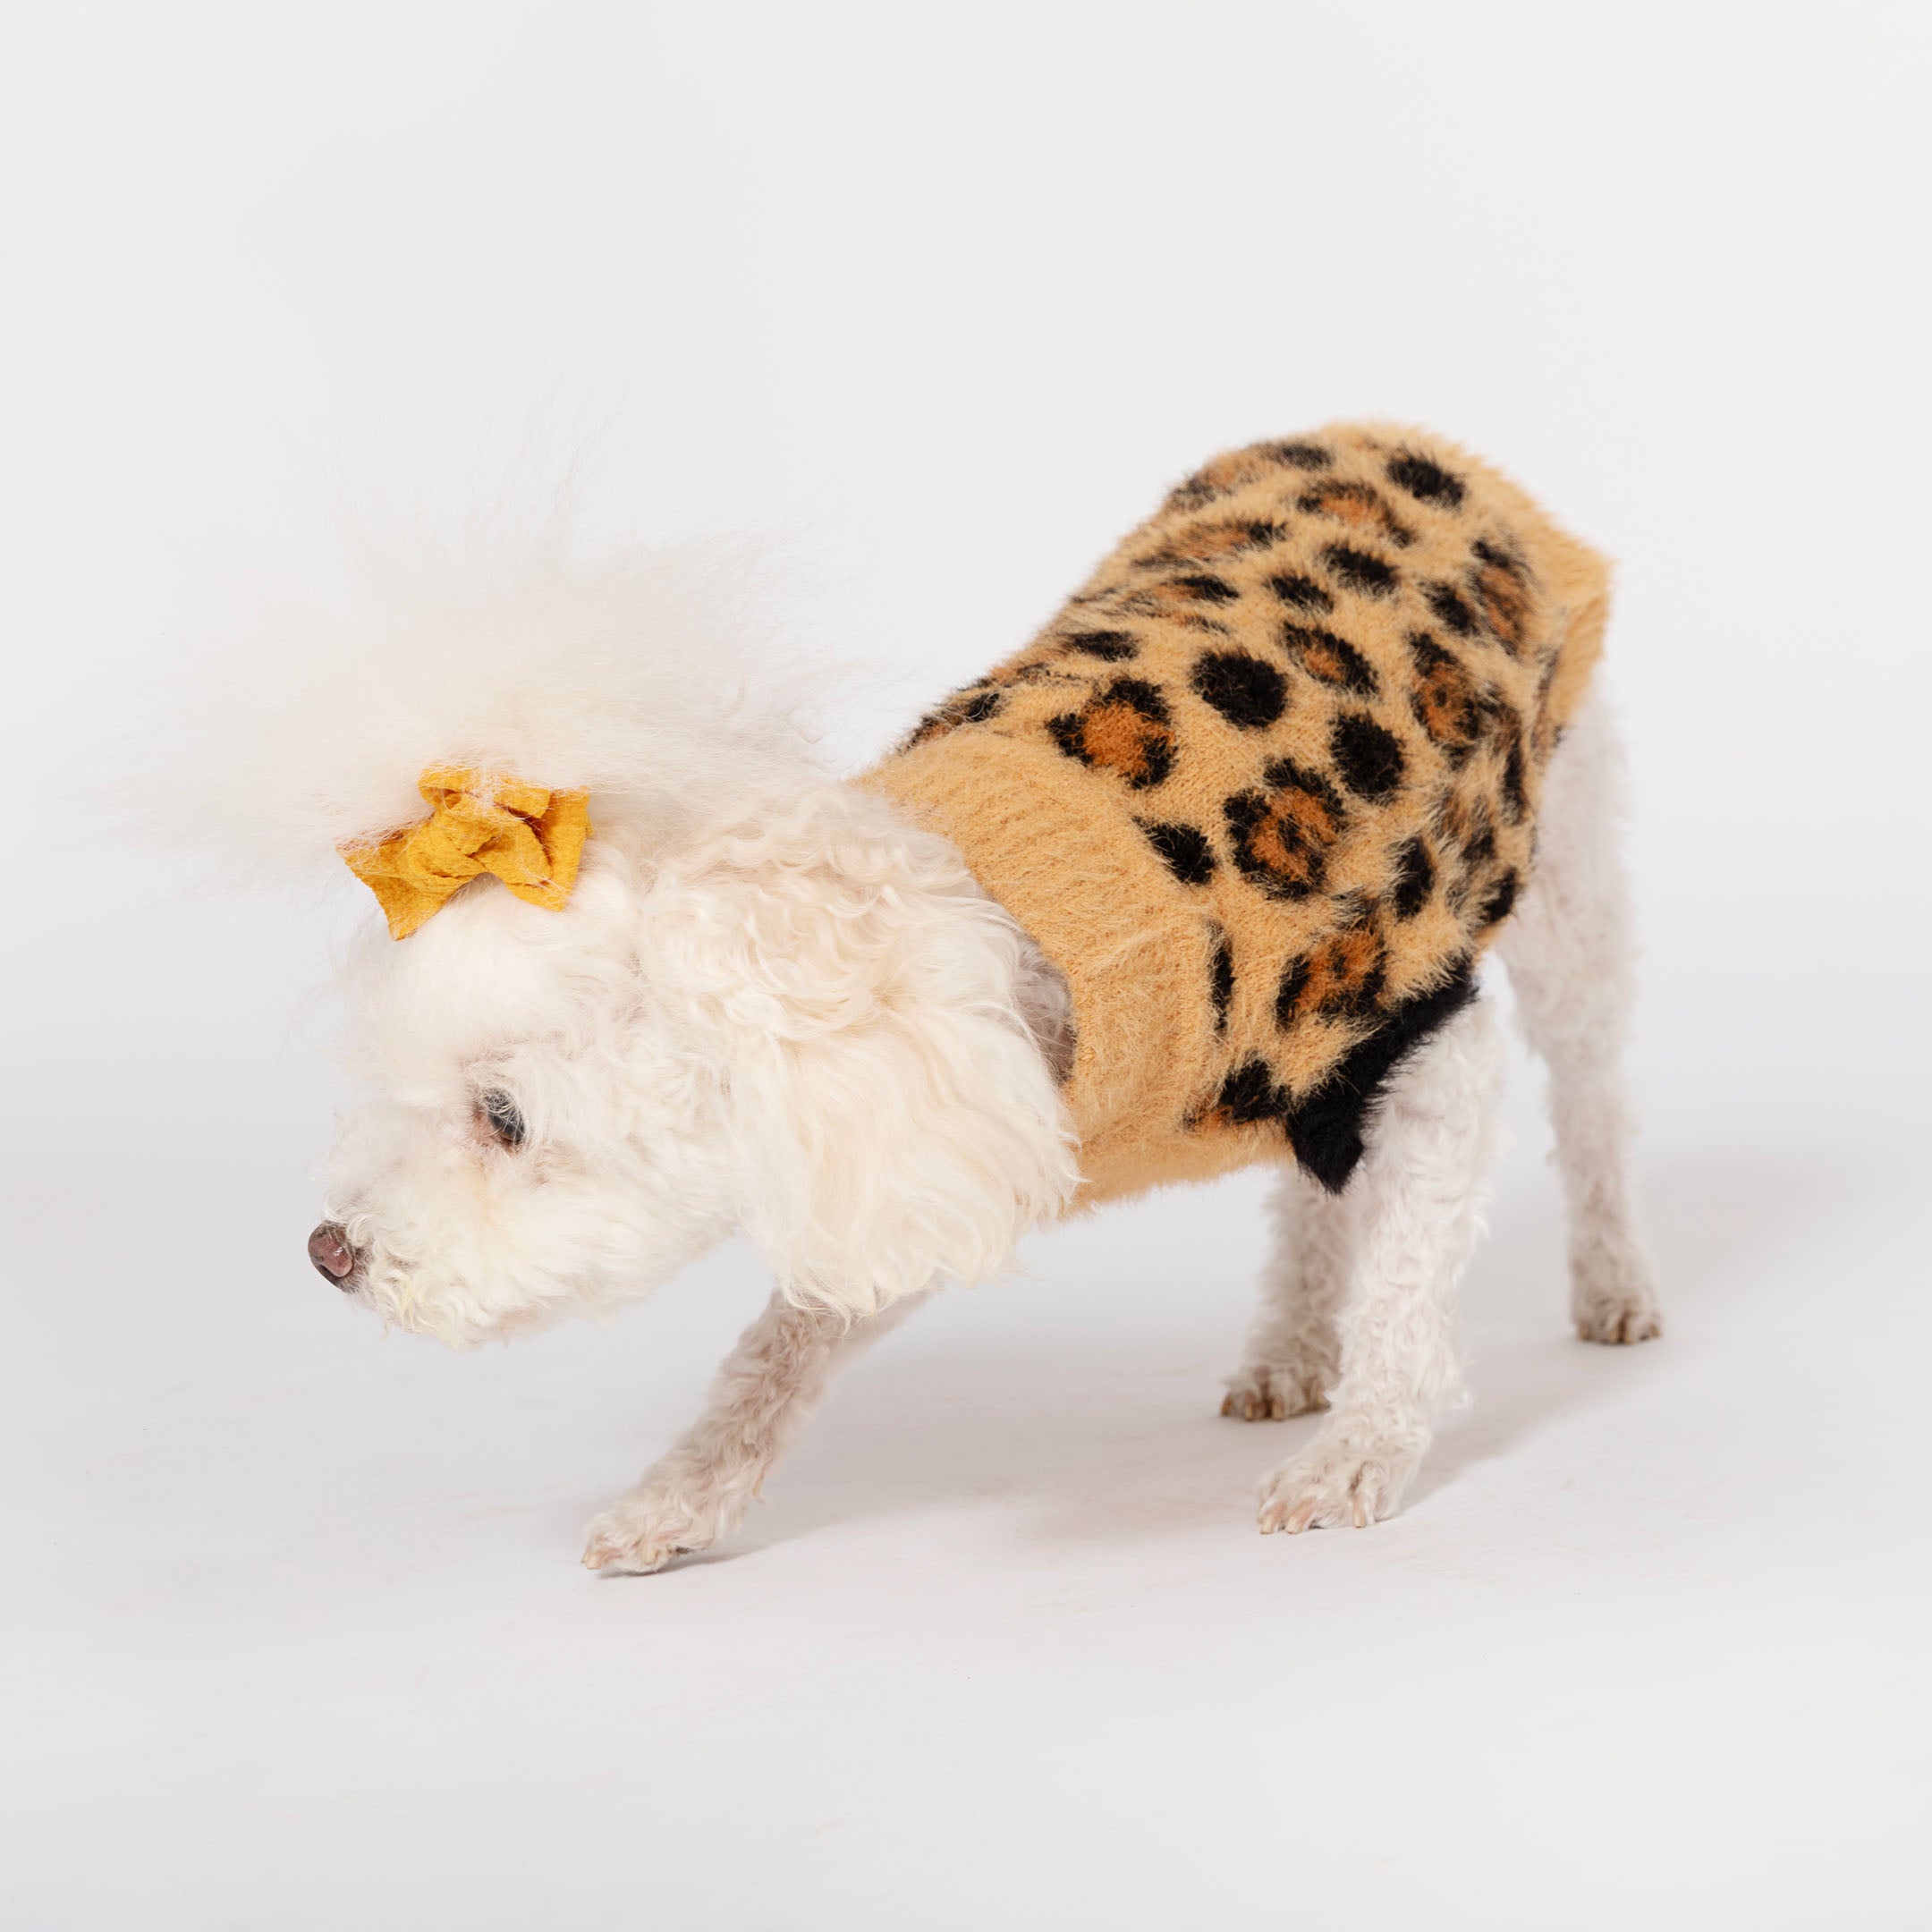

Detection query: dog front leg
(1257, 996), (1501, 1533)
(582, 1288), (928, 1573)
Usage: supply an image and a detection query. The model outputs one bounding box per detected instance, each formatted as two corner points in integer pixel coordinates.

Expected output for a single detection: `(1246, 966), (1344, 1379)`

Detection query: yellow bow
(340, 767), (591, 939)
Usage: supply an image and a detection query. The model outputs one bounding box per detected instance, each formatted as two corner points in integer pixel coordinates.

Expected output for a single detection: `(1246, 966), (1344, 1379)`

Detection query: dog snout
(308, 1222), (360, 1290)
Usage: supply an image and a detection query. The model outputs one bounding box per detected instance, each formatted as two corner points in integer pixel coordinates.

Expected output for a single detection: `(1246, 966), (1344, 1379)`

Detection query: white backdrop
(4, 4), (1928, 1928)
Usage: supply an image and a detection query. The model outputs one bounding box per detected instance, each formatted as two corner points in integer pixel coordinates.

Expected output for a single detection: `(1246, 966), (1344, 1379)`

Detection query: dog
(220, 424), (1659, 1572)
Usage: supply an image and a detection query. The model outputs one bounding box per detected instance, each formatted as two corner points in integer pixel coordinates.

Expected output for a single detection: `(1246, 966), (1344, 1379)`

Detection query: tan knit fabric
(866, 424), (1610, 1204)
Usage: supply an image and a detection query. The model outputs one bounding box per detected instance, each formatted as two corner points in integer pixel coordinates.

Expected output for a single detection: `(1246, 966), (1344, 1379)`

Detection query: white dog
(199, 428), (1659, 1572)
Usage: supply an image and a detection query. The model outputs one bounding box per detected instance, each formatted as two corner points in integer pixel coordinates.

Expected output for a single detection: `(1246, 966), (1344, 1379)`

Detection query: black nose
(308, 1223), (359, 1290)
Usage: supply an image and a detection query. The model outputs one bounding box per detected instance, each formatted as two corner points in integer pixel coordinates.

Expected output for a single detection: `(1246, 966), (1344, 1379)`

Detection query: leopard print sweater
(867, 424), (1611, 1203)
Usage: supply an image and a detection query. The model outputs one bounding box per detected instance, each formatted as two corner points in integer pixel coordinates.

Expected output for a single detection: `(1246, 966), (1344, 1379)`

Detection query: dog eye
(478, 1089), (527, 1149)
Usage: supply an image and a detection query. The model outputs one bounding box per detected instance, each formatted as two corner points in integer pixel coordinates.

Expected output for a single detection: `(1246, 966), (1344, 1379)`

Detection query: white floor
(9, 1072), (1928, 1930)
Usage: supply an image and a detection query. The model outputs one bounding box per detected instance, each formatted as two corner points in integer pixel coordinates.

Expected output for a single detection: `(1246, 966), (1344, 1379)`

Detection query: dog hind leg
(1495, 691), (1662, 1345)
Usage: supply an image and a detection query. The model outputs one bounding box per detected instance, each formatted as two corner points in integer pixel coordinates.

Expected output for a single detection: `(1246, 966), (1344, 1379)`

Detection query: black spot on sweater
(1322, 545), (1400, 597)
(1210, 934), (1235, 1032)
(1064, 630), (1139, 660)
(1211, 1056), (1288, 1126)
(1262, 440), (1333, 470)
(1192, 650), (1288, 729)
(1423, 581), (1479, 636)
(1386, 453), (1466, 508)
(1330, 713), (1405, 799)
(1392, 837), (1434, 919)
(1140, 819), (1216, 885)
(1267, 572), (1336, 614)
(1172, 572), (1241, 605)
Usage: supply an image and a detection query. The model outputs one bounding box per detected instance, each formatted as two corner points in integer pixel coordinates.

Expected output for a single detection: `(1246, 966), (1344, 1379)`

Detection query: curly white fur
(323, 767), (1079, 1343)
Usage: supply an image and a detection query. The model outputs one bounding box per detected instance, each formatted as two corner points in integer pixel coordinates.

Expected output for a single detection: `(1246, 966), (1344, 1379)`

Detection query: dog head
(168, 518), (1078, 1346)
(310, 777), (1075, 1346)
(307, 802), (732, 1343)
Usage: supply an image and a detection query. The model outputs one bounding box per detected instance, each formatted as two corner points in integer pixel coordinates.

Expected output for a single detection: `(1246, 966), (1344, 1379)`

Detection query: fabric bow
(340, 767), (591, 939)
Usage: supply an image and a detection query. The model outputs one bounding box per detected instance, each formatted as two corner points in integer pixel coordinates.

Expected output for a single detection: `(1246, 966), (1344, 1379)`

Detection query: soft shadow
(606, 1149), (1872, 1563)
(1413, 1148), (1858, 1503)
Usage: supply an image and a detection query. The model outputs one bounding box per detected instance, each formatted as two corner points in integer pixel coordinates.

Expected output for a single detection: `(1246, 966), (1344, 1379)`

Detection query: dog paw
(1575, 1298), (1662, 1345)
(1257, 1431), (1422, 1534)
(1572, 1240), (1663, 1345)
(1221, 1360), (1328, 1420)
(581, 1487), (724, 1575)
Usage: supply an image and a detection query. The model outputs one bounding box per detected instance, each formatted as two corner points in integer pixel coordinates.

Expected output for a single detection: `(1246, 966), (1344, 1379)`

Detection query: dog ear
(659, 786), (1080, 1319)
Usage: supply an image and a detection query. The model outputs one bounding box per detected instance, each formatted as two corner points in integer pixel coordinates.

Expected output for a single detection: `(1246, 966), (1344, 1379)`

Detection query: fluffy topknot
(143, 503), (820, 888)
